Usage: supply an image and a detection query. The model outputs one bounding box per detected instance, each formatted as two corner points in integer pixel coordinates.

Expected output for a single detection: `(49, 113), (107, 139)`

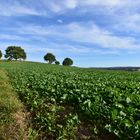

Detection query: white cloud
(61, 23), (139, 50)
(13, 42), (119, 56)
(13, 22), (140, 51)
(0, 34), (27, 41)
(43, 0), (77, 12)
(114, 13), (140, 33)
(79, 0), (121, 7)
(0, 0), (140, 18)
(57, 19), (63, 23)
(0, 0), (46, 16)
(42, 0), (140, 15)
(0, 34), (119, 56)
(0, 0), (134, 16)
(1, 0), (140, 55)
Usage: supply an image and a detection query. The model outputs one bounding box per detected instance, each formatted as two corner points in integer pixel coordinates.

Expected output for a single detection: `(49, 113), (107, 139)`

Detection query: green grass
(0, 68), (27, 140)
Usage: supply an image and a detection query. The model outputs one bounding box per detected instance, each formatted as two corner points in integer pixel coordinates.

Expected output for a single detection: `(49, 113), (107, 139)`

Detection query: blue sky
(0, 0), (140, 67)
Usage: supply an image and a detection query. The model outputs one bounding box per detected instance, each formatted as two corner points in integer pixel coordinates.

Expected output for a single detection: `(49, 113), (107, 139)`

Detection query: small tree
(5, 46), (26, 60)
(0, 50), (2, 59)
(62, 58), (73, 66)
(55, 60), (60, 65)
(44, 53), (56, 64)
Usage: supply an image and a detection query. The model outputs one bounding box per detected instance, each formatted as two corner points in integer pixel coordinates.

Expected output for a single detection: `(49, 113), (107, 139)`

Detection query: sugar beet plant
(1, 62), (140, 139)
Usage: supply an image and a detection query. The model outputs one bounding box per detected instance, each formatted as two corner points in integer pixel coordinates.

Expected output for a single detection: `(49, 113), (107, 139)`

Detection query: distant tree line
(0, 46), (73, 66)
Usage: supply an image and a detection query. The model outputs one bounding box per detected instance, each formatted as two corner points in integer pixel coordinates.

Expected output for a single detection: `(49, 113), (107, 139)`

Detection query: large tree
(5, 46), (26, 60)
(0, 50), (2, 59)
(44, 53), (56, 64)
(62, 58), (73, 66)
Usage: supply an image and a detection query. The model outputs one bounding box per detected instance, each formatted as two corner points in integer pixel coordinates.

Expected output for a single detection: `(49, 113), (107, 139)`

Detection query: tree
(0, 50), (2, 59)
(55, 60), (60, 65)
(44, 53), (56, 64)
(5, 46), (26, 60)
(62, 58), (73, 66)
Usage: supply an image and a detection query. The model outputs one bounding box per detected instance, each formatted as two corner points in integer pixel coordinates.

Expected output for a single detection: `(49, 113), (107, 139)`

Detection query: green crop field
(0, 61), (140, 140)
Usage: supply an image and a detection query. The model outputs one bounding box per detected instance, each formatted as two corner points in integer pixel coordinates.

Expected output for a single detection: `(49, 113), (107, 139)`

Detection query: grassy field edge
(0, 68), (29, 140)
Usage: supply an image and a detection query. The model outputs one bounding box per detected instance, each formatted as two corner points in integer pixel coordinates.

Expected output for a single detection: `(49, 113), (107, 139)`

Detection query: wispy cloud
(42, 0), (77, 13)
(15, 22), (140, 51)
(0, 0), (140, 17)
(0, 0), (140, 66)
(113, 13), (140, 34)
(0, 0), (46, 16)
(0, 34), (28, 41)
(57, 19), (63, 23)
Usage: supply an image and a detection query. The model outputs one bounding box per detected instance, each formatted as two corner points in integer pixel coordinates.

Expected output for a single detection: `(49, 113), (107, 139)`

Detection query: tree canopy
(55, 60), (60, 65)
(5, 46), (26, 60)
(44, 53), (56, 64)
(62, 58), (73, 66)
(0, 50), (2, 59)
